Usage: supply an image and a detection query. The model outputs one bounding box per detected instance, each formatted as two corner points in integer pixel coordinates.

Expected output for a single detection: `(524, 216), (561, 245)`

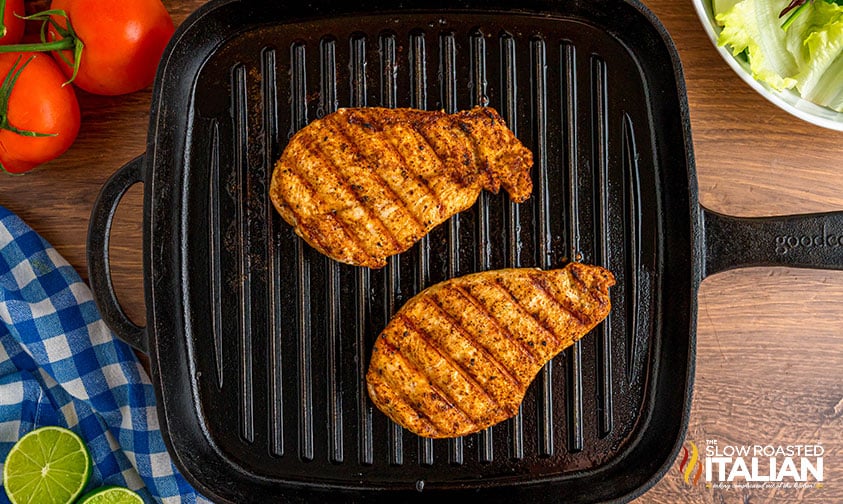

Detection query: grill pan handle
(702, 206), (843, 278)
(87, 155), (148, 353)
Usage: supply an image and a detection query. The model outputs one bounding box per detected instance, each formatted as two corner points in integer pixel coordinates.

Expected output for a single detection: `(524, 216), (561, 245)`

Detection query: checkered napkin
(0, 206), (210, 504)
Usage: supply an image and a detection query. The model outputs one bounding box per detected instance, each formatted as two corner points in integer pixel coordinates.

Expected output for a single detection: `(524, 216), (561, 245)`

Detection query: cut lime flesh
(77, 486), (144, 504)
(3, 426), (91, 504)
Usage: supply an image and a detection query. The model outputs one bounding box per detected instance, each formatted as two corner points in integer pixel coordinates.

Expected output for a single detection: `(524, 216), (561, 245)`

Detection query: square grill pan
(89, 0), (697, 502)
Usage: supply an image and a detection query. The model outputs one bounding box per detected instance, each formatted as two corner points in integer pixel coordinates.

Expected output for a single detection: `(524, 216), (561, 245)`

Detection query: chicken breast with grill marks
(366, 262), (615, 438)
(269, 106), (533, 268)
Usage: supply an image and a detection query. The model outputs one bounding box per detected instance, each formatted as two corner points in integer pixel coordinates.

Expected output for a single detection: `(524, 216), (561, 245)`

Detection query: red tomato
(48, 0), (175, 95)
(0, 0), (24, 45)
(0, 52), (80, 174)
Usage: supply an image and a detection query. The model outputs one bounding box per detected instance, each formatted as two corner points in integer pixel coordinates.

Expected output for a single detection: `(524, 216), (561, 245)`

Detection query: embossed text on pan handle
(701, 207), (843, 278)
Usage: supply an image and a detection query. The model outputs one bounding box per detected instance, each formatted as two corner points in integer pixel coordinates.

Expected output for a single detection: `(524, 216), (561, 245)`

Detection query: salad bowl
(693, 0), (843, 132)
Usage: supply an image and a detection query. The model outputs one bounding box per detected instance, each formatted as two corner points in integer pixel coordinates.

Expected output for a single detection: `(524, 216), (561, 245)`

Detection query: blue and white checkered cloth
(0, 206), (210, 503)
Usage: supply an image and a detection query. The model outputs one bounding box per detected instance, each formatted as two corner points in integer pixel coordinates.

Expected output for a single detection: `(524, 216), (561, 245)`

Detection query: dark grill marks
(368, 348), (440, 436)
(396, 313), (504, 419)
(383, 121), (457, 211)
(450, 116), (490, 190)
(456, 109), (513, 194)
(422, 294), (524, 391)
(326, 118), (428, 238)
(366, 265), (616, 438)
(273, 168), (367, 261)
(370, 120), (448, 223)
(488, 279), (562, 348)
(270, 106), (533, 268)
(286, 152), (388, 258)
(343, 113), (446, 228)
(529, 273), (591, 327)
(568, 266), (606, 307)
(374, 388), (440, 437)
(301, 129), (405, 254)
(274, 198), (329, 251)
(377, 340), (478, 430)
(413, 119), (475, 190)
(450, 285), (542, 366)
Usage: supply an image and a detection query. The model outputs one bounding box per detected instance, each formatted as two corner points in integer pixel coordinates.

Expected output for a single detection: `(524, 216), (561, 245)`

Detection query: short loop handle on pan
(702, 207), (843, 278)
(87, 155), (148, 353)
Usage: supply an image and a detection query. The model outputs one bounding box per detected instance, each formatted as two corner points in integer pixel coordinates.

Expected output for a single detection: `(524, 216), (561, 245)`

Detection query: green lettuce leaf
(715, 0), (843, 112)
(792, 1), (843, 111)
(716, 0), (798, 91)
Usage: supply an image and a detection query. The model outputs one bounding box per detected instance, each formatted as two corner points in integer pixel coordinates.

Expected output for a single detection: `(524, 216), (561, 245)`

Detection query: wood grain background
(1, 0), (841, 502)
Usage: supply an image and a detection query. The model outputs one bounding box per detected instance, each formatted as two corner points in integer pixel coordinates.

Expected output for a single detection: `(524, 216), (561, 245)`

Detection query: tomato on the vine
(46, 0), (175, 95)
(0, 52), (80, 173)
(0, 0), (175, 96)
(0, 0), (25, 45)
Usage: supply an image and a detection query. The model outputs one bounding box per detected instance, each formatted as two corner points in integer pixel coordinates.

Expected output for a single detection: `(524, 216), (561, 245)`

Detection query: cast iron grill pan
(192, 9), (656, 480)
(88, 1), (843, 500)
(87, 0), (756, 501)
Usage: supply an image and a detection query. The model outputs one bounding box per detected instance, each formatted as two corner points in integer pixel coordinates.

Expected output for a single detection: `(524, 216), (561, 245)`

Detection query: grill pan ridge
(189, 4), (665, 496)
(88, 0), (702, 502)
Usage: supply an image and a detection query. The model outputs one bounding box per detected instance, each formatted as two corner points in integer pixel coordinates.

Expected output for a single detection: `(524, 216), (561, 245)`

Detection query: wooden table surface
(2, 0), (841, 502)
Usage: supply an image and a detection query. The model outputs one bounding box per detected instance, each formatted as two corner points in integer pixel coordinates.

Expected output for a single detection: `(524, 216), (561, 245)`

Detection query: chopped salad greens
(714, 0), (843, 112)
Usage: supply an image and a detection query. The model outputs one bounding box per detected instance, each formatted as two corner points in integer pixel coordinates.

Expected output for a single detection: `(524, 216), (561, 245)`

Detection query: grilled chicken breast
(366, 263), (615, 438)
(269, 106), (533, 268)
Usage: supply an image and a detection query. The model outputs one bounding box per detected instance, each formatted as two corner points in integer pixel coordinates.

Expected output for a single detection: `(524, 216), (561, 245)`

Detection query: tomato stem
(0, 38), (76, 53)
(0, 9), (84, 86)
(0, 55), (58, 138)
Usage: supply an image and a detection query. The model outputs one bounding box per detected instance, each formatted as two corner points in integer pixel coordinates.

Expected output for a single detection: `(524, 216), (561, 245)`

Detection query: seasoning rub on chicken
(366, 262), (615, 438)
(269, 106), (533, 268)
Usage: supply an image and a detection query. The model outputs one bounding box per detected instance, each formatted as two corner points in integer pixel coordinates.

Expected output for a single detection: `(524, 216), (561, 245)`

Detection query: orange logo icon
(679, 441), (703, 485)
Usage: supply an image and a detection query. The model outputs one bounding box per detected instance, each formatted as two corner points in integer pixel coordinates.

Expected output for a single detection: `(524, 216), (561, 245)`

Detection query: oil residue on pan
(103, 1), (695, 502)
(194, 10), (658, 486)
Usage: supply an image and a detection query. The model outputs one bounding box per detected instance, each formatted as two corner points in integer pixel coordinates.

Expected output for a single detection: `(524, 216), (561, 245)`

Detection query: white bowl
(692, 0), (843, 131)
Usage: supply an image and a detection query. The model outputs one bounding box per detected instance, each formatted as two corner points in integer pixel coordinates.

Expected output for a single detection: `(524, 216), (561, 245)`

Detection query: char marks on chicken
(269, 106), (533, 268)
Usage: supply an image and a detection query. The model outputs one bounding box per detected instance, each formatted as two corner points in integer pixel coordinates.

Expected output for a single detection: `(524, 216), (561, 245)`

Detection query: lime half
(2, 425), (92, 504)
(77, 486), (144, 504)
